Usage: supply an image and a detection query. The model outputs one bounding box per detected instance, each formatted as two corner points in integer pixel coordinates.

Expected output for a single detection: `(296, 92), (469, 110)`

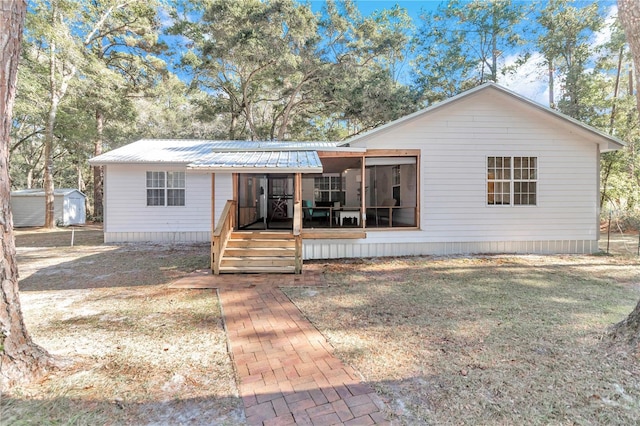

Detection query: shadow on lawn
(1, 394), (245, 425)
(17, 244), (210, 292)
(14, 227), (105, 247)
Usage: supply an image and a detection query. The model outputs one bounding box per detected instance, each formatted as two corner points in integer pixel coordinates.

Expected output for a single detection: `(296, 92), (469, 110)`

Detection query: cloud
(592, 4), (618, 48)
(499, 52), (550, 106)
(158, 6), (175, 30)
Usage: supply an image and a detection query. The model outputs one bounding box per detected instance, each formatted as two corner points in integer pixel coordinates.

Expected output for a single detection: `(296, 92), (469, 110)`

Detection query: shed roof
(11, 188), (85, 197)
(187, 150), (323, 173)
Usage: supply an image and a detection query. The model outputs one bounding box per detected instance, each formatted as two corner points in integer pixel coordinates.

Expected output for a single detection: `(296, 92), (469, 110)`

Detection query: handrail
(293, 201), (303, 274)
(212, 200), (236, 274)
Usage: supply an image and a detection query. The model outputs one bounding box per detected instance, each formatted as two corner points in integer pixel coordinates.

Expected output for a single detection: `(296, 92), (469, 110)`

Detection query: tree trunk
(43, 95), (57, 228)
(0, 0), (53, 391)
(619, 0), (640, 114)
(43, 35), (60, 229)
(612, 0), (640, 341)
(93, 109), (104, 219)
(26, 167), (33, 189)
(43, 4), (76, 229)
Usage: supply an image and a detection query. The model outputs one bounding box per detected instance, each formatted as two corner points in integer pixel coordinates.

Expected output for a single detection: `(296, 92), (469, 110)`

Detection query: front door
(237, 174), (294, 230)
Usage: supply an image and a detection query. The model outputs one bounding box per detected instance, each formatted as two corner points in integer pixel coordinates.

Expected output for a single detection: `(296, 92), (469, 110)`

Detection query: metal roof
(187, 150), (323, 173)
(89, 139), (341, 165)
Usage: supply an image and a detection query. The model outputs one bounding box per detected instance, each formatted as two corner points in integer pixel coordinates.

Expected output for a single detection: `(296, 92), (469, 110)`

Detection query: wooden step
(230, 231), (293, 239)
(220, 257), (296, 267)
(226, 239), (296, 248)
(218, 265), (296, 274)
(224, 247), (296, 257)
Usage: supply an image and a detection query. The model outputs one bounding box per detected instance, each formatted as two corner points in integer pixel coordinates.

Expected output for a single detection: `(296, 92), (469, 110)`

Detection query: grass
(285, 254), (640, 425)
(4, 227), (243, 425)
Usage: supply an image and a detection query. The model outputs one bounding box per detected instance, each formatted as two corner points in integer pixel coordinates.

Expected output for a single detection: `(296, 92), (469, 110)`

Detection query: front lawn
(4, 227), (243, 425)
(285, 253), (640, 424)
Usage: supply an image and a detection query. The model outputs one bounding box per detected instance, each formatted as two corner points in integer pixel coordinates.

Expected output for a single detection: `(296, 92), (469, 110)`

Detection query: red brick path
(170, 268), (389, 425)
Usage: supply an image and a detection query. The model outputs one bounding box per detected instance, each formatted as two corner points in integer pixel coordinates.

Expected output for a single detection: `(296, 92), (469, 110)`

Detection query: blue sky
(307, 0), (437, 18)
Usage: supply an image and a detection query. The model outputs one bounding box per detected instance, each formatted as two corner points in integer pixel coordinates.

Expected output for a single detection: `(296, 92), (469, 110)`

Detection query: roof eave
(88, 160), (192, 166)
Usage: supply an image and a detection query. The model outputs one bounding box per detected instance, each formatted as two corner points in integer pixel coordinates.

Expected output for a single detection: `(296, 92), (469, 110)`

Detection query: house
(11, 188), (86, 227)
(89, 83), (625, 273)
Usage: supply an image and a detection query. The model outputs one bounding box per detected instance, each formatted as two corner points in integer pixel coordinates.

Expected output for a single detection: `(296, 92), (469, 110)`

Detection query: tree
(535, 0), (603, 119)
(1, 0), (53, 391)
(79, 0), (165, 219)
(25, 0), (164, 227)
(413, 0), (526, 104)
(172, 0), (417, 141)
(611, 0), (640, 343)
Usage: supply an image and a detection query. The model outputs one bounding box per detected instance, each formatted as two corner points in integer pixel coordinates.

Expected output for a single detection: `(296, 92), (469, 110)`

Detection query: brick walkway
(170, 268), (389, 425)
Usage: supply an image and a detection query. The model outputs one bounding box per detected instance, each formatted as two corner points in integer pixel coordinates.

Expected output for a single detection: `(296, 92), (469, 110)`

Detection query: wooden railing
(293, 200), (303, 274)
(212, 200), (236, 275)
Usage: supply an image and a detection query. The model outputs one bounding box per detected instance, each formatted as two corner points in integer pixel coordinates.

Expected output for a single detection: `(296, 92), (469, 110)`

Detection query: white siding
(214, 173), (233, 225)
(350, 88), (601, 246)
(103, 164), (212, 242)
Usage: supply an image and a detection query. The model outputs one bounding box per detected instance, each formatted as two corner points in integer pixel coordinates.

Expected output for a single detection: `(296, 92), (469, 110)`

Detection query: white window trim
(146, 171), (186, 207)
(314, 175), (344, 203)
(487, 156), (537, 207)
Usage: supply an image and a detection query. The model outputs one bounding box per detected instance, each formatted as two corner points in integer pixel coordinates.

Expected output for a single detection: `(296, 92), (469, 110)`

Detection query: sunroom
(302, 150), (420, 230)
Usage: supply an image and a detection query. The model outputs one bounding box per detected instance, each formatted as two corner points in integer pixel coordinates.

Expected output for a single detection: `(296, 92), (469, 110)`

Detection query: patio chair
(302, 199), (330, 223)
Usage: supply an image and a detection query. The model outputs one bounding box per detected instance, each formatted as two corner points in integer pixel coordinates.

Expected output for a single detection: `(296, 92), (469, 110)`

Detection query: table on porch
(334, 208), (360, 226)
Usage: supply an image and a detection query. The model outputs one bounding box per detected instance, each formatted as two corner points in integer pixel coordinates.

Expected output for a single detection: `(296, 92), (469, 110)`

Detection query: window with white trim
(146, 171), (185, 206)
(314, 175), (345, 203)
(487, 157), (537, 206)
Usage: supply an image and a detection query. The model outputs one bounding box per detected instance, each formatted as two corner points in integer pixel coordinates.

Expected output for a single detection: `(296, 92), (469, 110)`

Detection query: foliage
(535, 0), (604, 119)
(412, 0), (528, 103)
(169, 0), (418, 141)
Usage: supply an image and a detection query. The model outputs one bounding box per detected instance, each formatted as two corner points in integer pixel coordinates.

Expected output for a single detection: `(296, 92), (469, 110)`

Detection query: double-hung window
(487, 157), (537, 206)
(314, 175), (345, 203)
(146, 171), (185, 206)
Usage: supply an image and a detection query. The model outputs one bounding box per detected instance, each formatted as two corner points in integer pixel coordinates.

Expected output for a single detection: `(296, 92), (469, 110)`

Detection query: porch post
(210, 173), (215, 272)
(294, 172), (303, 274)
(211, 173), (216, 231)
(360, 154), (366, 228)
(294, 173), (302, 204)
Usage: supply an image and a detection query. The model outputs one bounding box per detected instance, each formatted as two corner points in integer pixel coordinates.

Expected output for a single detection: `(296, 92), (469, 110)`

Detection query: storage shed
(10, 188), (86, 227)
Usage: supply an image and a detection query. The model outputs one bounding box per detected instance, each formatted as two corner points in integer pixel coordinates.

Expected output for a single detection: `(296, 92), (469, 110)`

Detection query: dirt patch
(3, 226), (244, 425)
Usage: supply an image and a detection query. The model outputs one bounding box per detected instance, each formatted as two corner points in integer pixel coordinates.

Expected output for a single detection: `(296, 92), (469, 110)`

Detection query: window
(487, 157), (537, 206)
(314, 175), (345, 203)
(146, 171), (185, 206)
